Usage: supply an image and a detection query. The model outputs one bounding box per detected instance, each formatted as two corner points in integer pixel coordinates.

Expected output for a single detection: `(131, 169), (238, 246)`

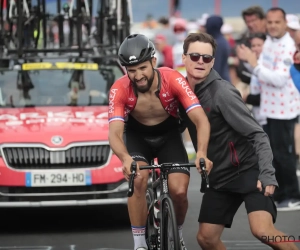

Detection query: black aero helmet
(118, 34), (155, 67)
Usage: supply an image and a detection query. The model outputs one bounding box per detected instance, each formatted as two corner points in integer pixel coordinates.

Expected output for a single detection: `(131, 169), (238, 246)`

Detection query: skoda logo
(51, 135), (63, 145)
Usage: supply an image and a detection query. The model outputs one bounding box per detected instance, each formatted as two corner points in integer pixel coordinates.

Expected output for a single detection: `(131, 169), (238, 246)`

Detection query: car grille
(2, 144), (111, 170)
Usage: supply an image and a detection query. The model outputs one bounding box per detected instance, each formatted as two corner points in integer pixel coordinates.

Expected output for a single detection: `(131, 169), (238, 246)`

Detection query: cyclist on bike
(108, 34), (213, 250)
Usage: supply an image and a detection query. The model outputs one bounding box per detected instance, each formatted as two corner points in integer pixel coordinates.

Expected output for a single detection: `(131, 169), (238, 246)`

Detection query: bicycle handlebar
(127, 158), (210, 197)
(200, 158), (210, 191)
(139, 162), (196, 170)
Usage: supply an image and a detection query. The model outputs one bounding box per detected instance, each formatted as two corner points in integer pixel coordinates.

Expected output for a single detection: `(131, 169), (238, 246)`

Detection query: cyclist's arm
(186, 108), (210, 157)
(108, 121), (132, 163)
(170, 71), (210, 156)
(108, 85), (132, 164)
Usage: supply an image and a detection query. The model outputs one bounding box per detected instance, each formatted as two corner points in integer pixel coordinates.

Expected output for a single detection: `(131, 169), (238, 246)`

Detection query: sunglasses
(185, 53), (214, 63)
(174, 27), (186, 33)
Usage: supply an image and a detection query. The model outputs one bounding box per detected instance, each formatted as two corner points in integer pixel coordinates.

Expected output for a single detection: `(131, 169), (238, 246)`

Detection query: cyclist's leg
(125, 129), (151, 249)
(156, 129), (190, 239)
(197, 188), (243, 249)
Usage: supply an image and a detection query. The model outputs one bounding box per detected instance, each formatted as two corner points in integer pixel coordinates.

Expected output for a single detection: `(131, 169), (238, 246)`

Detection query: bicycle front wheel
(145, 188), (158, 250)
(161, 197), (181, 250)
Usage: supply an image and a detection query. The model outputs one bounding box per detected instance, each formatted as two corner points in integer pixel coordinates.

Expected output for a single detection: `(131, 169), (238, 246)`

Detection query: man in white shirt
(238, 7), (300, 211)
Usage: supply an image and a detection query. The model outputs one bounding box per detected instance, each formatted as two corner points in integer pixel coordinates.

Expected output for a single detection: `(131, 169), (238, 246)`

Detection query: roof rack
(0, 0), (132, 61)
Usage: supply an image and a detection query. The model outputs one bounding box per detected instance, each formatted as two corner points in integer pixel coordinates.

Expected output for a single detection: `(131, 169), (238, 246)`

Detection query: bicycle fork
(150, 177), (169, 250)
(149, 198), (161, 250)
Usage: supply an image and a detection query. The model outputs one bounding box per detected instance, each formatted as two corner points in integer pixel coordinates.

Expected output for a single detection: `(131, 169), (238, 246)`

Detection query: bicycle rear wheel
(161, 197), (181, 250)
(145, 188), (158, 250)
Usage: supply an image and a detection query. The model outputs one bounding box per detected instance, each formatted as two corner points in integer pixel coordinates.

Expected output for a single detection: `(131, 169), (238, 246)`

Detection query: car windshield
(0, 62), (123, 108)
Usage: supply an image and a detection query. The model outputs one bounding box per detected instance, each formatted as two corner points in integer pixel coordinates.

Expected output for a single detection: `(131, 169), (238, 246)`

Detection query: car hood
(0, 106), (110, 147)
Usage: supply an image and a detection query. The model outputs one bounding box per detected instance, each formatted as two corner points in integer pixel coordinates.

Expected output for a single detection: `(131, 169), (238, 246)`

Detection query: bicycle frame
(128, 162), (197, 250)
(127, 160), (209, 250)
(149, 166), (171, 250)
(143, 163), (195, 250)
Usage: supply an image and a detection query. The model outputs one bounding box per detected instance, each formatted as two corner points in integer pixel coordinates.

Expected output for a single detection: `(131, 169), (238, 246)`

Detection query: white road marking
(0, 247), (52, 250)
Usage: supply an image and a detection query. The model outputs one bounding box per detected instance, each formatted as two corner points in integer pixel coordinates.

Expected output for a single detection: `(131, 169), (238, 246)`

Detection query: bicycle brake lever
(127, 161), (137, 197)
(200, 158), (209, 191)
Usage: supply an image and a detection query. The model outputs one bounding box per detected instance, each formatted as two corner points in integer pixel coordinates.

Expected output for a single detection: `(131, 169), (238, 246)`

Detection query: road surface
(0, 168), (299, 250)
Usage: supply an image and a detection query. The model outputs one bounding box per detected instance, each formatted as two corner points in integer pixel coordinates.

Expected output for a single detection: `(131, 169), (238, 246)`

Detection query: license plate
(25, 170), (91, 187)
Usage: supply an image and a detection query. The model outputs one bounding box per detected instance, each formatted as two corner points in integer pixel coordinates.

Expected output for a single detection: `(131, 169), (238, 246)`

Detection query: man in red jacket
(154, 34), (174, 68)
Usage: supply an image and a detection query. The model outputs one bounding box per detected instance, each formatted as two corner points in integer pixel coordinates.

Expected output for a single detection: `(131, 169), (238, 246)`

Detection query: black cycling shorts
(124, 115), (190, 176)
(198, 166), (277, 228)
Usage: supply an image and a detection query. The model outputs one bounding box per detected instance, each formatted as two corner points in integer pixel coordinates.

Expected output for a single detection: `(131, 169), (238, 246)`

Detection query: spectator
(286, 14), (300, 40)
(235, 6), (266, 87)
(240, 6), (267, 43)
(221, 23), (236, 49)
(187, 20), (199, 34)
(238, 7), (300, 211)
(169, 10), (182, 27)
(205, 15), (231, 81)
(173, 18), (188, 43)
(142, 14), (158, 29)
(154, 34), (174, 68)
(291, 30), (300, 174)
(197, 13), (209, 33)
(155, 17), (177, 46)
(243, 33), (268, 128)
(222, 23), (240, 86)
(172, 18), (188, 76)
(291, 30), (300, 91)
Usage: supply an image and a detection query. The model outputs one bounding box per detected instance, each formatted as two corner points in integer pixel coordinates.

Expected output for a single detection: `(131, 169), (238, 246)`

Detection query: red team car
(0, 59), (128, 207)
(0, 0), (133, 208)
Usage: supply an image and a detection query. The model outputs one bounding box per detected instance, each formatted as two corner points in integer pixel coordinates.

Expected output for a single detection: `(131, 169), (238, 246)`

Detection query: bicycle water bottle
(153, 199), (160, 229)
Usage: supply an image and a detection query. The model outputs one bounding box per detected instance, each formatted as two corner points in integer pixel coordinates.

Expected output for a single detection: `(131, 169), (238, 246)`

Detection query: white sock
(178, 224), (183, 240)
(132, 226), (148, 249)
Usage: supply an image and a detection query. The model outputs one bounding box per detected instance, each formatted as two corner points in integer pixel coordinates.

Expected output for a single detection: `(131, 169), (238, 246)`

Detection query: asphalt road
(0, 168), (299, 250)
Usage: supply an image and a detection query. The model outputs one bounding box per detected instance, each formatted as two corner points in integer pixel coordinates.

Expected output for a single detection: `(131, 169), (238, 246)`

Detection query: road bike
(128, 159), (209, 250)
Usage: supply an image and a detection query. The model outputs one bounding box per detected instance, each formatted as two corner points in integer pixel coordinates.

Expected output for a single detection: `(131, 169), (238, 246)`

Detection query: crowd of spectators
(133, 5), (300, 211)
